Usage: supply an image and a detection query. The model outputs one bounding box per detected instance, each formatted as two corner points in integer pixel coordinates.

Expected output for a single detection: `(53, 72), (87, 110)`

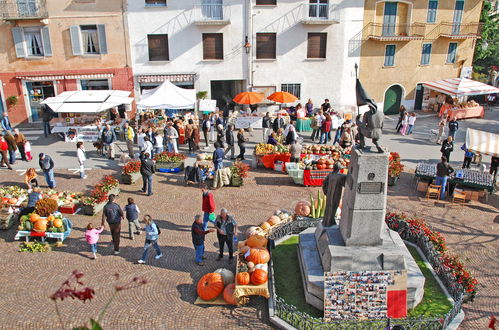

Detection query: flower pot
(388, 175), (399, 186)
(121, 172), (141, 185)
(107, 186), (120, 196)
(80, 202), (106, 216)
(231, 176), (243, 187)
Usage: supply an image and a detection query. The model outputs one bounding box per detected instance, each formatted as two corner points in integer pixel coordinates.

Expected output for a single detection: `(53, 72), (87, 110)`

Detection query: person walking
(436, 115), (447, 144)
(436, 157), (454, 200)
(140, 152), (155, 196)
(137, 215), (163, 264)
(137, 128), (146, 152)
(400, 112), (409, 136)
(185, 119), (199, 155)
(310, 112), (319, 142)
(0, 136), (12, 170)
(13, 128), (27, 162)
(124, 122), (135, 158)
(4, 131), (17, 165)
(216, 124), (225, 148)
(124, 197), (142, 240)
(490, 156), (498, 183)
(448, 118), (459, 140)
(272, 113), (285, 133)
(38, 153), (56, 188)
(262, 112), (272, 142)
(213, 142), (224, 170)
(215, 208), (237, 263)
(141, 137), (153, 159)
(406, 113), (417, 135)
(201, 114), (211, 148)
(153, 131), (163, 155)
(40, 105), (54, 137)
(440, 136), (454, 162)
(76, 142), (87, 179)
(320, 114), (332, 144)
(85, 223), (104, 259)
(1, 112), (13, 133)
(461, 144), (474, 169)
(101, 124), (116, 160)
(201, 184), (215, 230)
(236, 129), (248, 160)
(101, 194), (124, 255)
(395, 106), (406, 133)
(436, 94), (445, 113)
(191, 214), (215, 266)
(165, 122), (179, 153)
(225, 125), (236, 160)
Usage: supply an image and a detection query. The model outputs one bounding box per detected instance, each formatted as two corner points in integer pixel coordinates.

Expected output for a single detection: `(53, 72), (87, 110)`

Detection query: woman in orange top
(24, 168), (38, 189)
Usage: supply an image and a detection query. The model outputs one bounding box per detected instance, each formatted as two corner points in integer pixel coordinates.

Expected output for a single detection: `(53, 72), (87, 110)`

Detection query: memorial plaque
(358, 182), (383, 194)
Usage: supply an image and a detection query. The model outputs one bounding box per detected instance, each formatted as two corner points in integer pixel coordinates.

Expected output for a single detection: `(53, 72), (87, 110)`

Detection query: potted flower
(100, 175), (120, 195)
(388, 152), (404, 186)
(154, 152), (187, 170)
(121, 160), (141, 184)
(80, 176), (119, 215)
(230, 161), (250, 187)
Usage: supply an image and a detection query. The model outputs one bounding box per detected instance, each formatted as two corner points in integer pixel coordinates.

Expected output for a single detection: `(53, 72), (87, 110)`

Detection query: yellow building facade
(358, 0), (483, 114)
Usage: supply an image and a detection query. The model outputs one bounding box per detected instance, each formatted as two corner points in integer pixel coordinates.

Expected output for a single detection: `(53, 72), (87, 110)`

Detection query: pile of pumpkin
(197, 268), (238, 304)
(235, 234), (271, 287)
(18, 213), (66, 233)
(245, 209), (292, 234)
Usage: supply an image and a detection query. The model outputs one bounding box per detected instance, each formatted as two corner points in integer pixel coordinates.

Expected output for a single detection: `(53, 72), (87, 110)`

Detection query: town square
(0, 0), (497, 329)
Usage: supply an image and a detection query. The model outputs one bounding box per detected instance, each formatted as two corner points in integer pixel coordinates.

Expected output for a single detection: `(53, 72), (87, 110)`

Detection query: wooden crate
(417, 181), (429, 193)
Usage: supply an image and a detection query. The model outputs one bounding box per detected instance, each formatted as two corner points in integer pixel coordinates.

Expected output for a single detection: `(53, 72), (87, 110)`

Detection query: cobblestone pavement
(0, 166), (496, 329)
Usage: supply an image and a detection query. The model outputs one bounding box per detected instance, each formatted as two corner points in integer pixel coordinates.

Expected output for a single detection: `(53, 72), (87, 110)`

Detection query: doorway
(210, 80), (245, 109)
(383, 84), (403, 115)
(414, 83), (424, 110)
(25, 81), (55, 122)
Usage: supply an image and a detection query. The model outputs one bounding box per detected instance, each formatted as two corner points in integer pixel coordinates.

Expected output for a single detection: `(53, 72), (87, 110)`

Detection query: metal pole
(354, 62), (359, 118)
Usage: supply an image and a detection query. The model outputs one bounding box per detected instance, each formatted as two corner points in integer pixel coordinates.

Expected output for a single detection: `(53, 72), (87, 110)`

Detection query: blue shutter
(70, 25), (82, 56)
(421, 43), (432, 65)
(41, 26), (52, 56)
(97, 25), (107, 54)
(12, 27), (26, 58)
(384, 45), (395, 66)
(447, 43), (457, 63)
(427, 0), (438, 23)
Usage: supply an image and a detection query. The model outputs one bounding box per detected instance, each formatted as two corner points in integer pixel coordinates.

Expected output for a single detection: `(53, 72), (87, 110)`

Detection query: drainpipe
(247, 0), (253, 90)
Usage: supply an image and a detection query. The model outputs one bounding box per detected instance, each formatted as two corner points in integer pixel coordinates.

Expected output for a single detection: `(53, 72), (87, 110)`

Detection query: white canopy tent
(41, 90), (134, 113)
(137, 80), (196, 110)
(466, 128), (499, 157)
(422, 78), (499, 97)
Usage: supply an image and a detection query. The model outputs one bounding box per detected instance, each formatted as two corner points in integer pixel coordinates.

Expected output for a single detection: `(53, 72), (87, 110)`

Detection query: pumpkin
(260, 222), (271, 230)
(53, 218), (63, 228)
(33, 219), (47, 232)
(250, 269), (268, 285)
(245, 226), (263, 237)
(197, 273), (224, 301)
(223, 283), (237, 305)
(29, 213), (40, 223)
(8, 198), (18, 205)
(246, 262), (255, 269)
(47, 215), (55, 222)
(214, 268), (234, 286)
(255, 264), (268, 272)
(246, 247), (270, 265)
(246, 235), (268, 248)
(295, 201), (311, 216)
(236, 272), (250, 285)
(267, 216), (281, 226)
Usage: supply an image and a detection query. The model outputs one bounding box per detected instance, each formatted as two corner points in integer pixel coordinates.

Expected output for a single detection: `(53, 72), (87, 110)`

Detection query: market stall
(41, 90), (134, 142)
(466, 128), (499, 158)
(295, 117), (313, 132)
(438, 102), (484, 120)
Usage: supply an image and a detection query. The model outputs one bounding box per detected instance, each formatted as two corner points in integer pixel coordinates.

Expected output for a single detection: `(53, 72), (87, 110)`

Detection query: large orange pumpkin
(246, 234), (268, 248)
(33, 219), (48, 232)
(223, 283), (237, 305)
(236, 272), (250, 285)
(267, 216), (281, 226)
(250, 269), (268, 285)
(260, 222), (271, 230)
(53, 218), (63, 228)
(246, 247), (270, 265)
(29, 213), (41, 223)
(197, 273), (224, 301)
(295, 201), (311, 216)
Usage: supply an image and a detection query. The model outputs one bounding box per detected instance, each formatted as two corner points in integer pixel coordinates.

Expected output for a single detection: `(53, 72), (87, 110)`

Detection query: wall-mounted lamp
(244, 36), (251, 54)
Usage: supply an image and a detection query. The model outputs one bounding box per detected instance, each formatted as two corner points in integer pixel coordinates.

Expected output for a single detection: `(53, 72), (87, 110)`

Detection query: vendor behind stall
(19, 185), (42, 217)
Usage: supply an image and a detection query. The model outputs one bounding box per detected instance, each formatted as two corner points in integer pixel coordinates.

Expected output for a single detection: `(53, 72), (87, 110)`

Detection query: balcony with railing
(300, 3), (339, 25)
(437, 23), (482, 39)
(0, 0), (48, 20)
(364, 23), (425, 41)
(193, 1), (230, 25)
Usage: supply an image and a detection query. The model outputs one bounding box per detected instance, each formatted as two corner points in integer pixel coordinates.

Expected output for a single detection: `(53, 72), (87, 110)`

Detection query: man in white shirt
(141, 137), (153, 159)
(76, 142), (87, 179)
(165, 122), (179, 153)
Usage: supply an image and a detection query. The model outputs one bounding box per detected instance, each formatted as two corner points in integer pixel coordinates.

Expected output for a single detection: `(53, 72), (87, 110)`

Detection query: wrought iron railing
(193, 0), (230, 22)
(365, 23), (426, 39)
(0, 0), (47, 19)
(268, 217), (466, 330)
(437, 22), (482, 38)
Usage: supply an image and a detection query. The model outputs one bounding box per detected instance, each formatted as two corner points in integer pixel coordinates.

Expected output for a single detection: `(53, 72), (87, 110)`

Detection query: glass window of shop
(25, 81), (55, 122)
(80, 79), (110, 90)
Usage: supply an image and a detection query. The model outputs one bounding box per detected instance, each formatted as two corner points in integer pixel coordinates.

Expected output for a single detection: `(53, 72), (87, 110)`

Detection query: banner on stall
(199, 99), (217, 112)
(235, 117), (262, 129)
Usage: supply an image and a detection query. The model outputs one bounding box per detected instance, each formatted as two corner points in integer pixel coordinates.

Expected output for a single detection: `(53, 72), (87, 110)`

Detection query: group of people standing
(0, 113), (32, 169)
(395, 106), (417, 136)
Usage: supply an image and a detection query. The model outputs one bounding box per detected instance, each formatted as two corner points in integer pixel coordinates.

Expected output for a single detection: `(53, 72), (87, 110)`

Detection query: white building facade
(127, 0), (364, 112)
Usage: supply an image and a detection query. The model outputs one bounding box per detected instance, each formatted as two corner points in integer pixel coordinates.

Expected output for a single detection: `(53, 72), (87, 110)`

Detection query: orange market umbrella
(233, 91), (264, 105)
(267, 91), (298, 103)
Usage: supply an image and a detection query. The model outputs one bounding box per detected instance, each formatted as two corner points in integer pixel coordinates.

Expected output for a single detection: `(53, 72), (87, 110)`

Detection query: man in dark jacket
(41, 105), (54, 137)
(215, 208), (237, 263)
(101, 124), (116, 160)
(4, 131), (17, 165)
(436, 157), (454, 199)
(440, 136), (454, 162)
(272, 113), (284, 133)
(262, 112), (272, 142)
(191, 214), (215, 266)
(39, 153), (56, 188)
(224, 125), (235, 160)
(101, 194), (124, 255)
(448, 118), (459, 140)
(140, 152), (155, 196)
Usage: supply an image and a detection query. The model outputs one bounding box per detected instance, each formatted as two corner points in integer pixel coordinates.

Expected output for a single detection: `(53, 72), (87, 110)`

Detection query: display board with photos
(324, 270), (407, 321)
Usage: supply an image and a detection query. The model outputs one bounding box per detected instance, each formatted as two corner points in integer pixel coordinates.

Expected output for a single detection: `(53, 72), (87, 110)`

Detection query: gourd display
(34, 198), (58, 217)
(197, 273), (225, 301)
(29, 213), (40, 223)
(53, 218), (63, 228)
(259, 222), (271, 230)
(214, 268), (234, 286)
(33, 219), (48, 233)
(245, 235), (268, 248)
(245, 226), (264, 237)
(223, 283), (237, 305)
(267, 216), (281, 226)
(250, 269), (268, 285)
(236, 272), (250, 285)
(294, 201), (311, 216)
(246, 247), (270, 265)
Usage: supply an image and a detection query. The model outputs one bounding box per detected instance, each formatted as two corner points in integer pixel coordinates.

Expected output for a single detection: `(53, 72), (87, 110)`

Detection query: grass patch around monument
(272, 235), (323, 318)
(406, 245), (453, 317)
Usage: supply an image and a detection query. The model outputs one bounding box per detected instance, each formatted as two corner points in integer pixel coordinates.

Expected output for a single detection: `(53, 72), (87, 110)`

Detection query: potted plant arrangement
(154, 152), (187, 170)
(121, 160), (141, 184)
(230, 161), (250, 187)
(80, 176), (119, 215)
(388, 152), (404, 186)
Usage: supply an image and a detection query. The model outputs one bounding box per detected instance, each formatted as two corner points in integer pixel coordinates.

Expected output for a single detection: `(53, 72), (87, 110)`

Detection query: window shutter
(70, 25), (82, 56)
(307, 33), (326, 58)
(203, 33), (223, 60)
(41, 26), (52, 56)
(256, 0), (276, 4)
(12, 27), (26, 58)
(97, 24), (107, 54)
(256, 33), (276, 59)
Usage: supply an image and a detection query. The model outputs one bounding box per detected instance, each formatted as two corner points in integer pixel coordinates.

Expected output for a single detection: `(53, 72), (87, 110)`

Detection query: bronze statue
(356, 105), (384, 153)
(322, 163), (349, 227)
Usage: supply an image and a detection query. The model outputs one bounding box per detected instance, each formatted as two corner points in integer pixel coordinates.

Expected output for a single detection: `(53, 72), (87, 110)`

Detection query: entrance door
(383, 2), (398, 36)
(414, 84), (424, 110)
(452, 0), (464, 35)
(383, 85), (403, 115)
(25, 81), (55, 122)
(210, 80), (244, 110)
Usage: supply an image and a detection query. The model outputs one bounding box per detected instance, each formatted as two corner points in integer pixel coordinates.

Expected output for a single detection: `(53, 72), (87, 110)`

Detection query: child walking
(137, 215), (163, 264)
(400, 112), (409, 136)
(406, 112), (417, 135)
(85, 223), (104, 259)
(124, 197), (142, 240)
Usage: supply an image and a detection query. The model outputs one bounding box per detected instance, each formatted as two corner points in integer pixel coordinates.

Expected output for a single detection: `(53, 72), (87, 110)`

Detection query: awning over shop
(137, 80), (195, 110)
(16, 73), (114, 81)
(16, 75), (65, 81)
(422, 78), (499, 97)
(40, 90), (134, 113)
(137, 74), (196, 84)
(466, 128), (499, 157)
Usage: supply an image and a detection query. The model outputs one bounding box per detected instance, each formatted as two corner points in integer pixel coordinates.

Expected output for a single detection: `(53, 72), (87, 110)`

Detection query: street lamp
(244, 36), (251, 54)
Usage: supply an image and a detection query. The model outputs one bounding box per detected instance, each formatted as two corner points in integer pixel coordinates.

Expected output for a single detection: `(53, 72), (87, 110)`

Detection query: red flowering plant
(51, 271), (147, 330)
(231, 161), (250, 179)
(154, 152), (187, 163)
(385, 212), (478, 301)
(100, 175), (119, 192)
(83, 176), (119, 205)
(388, 152), (404, 177)
(122, 160), (141, 175)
